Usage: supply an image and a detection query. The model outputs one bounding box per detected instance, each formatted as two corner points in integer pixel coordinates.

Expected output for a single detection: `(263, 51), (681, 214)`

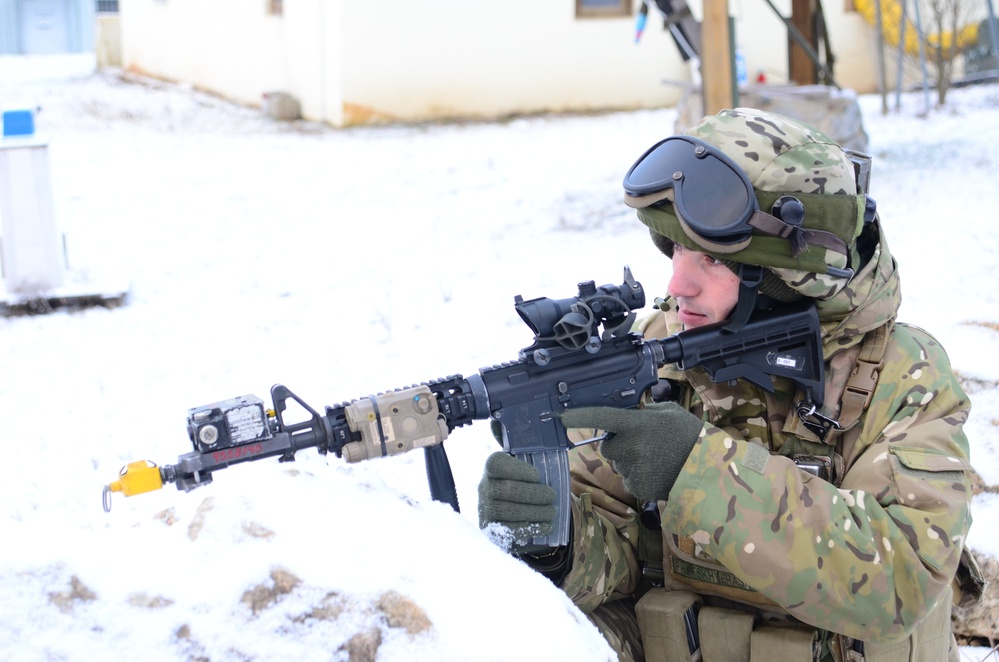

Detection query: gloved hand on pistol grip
(478, 451), (557, 551)
(560, 402), (703, 503)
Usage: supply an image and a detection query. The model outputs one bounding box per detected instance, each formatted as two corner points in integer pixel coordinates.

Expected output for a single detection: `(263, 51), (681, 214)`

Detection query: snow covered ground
(1, 62), (997, 661)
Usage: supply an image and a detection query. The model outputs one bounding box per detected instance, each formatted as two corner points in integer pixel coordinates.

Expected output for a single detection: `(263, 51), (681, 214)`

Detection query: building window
(576, 0), (631, 18)
(95, 0), (119, 12)
(268, 0), (283, 16)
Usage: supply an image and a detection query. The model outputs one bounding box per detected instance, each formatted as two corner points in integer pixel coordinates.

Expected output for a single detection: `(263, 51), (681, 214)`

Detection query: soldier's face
(667, 244), (741, 329)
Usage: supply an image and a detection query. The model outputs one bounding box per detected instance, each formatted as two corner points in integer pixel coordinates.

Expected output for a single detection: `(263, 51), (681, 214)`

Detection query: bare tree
(923, 0), (980, 103)
(880, 0), (986, 106)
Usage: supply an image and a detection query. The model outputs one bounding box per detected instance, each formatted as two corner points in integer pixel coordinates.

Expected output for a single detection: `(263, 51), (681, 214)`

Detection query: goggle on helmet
(623, 109), (875, 322)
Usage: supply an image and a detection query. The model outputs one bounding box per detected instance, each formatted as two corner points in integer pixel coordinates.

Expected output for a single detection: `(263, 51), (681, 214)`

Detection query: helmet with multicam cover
(623, 108), (874, 307)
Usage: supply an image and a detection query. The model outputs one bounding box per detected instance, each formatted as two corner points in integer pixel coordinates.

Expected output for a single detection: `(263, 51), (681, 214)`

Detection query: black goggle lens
(623, 136), (757, 242)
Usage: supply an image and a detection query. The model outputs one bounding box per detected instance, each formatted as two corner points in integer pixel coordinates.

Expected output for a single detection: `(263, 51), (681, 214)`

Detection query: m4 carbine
(104, 267), (824, 548)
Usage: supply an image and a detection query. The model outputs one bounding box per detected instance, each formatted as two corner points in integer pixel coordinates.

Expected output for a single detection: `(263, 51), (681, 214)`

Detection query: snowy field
(1, 61), (997, 661)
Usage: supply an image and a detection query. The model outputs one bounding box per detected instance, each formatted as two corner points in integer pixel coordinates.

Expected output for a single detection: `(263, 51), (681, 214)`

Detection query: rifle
(103, 266), (824, 548)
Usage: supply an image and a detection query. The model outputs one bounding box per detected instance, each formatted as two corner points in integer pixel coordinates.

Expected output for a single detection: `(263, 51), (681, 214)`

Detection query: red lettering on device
(212, 443), (264, 463)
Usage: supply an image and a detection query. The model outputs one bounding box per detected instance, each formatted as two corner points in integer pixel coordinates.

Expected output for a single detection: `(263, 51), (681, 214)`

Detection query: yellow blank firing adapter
(103, 460), (164, 512)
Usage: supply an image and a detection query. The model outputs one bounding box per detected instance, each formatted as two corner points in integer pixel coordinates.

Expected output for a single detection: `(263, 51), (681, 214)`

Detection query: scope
(514, 266), (645, 351)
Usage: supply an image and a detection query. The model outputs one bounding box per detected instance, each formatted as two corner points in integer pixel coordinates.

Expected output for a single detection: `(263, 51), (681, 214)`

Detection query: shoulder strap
(838, 322), (892, 427)
(832, 322), (893, 476)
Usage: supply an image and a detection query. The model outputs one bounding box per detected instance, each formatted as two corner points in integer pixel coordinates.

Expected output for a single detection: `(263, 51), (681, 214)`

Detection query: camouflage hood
(811, 219), (899, 358)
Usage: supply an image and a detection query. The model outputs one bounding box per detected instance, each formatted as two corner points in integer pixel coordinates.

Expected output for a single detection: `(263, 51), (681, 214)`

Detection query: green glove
(560, 402), (703, 503)
(478, 451), (557, 549)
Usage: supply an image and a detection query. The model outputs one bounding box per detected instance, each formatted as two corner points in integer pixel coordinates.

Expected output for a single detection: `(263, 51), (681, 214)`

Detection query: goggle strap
(746, 211), (849, 257)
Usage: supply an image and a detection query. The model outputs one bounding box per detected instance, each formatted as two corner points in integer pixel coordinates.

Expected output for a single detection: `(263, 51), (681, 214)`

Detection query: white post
(0, 136), (65, 294)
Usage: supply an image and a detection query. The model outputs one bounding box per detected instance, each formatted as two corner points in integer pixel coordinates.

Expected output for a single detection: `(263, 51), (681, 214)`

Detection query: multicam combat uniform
(553, 110), (976, 662)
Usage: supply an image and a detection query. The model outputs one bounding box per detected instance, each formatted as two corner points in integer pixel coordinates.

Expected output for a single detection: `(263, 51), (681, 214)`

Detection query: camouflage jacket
(560, 226), (975, 642)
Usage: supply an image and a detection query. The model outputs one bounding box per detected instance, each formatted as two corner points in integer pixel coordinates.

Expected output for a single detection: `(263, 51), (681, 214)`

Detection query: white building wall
(119, 0), (877, 128)
(120, 0), (322, 112)
(336, 1), (689, 124)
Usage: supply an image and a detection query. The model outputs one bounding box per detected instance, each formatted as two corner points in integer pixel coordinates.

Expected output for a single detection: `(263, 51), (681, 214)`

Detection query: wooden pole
(701, 0), (733, 115)
(874, 0), (888, 113)
(789, 0), (817, 84)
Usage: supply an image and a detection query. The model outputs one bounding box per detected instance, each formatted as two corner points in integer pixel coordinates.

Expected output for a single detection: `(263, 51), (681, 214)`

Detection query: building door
(19, 0), (71, 54)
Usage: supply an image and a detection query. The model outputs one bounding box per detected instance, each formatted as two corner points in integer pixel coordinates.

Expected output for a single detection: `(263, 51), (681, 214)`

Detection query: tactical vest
(633, 315), (976, 662)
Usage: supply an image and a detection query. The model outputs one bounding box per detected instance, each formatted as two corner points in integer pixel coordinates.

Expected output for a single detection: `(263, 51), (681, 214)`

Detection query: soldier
(478, 108), (979, 661)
